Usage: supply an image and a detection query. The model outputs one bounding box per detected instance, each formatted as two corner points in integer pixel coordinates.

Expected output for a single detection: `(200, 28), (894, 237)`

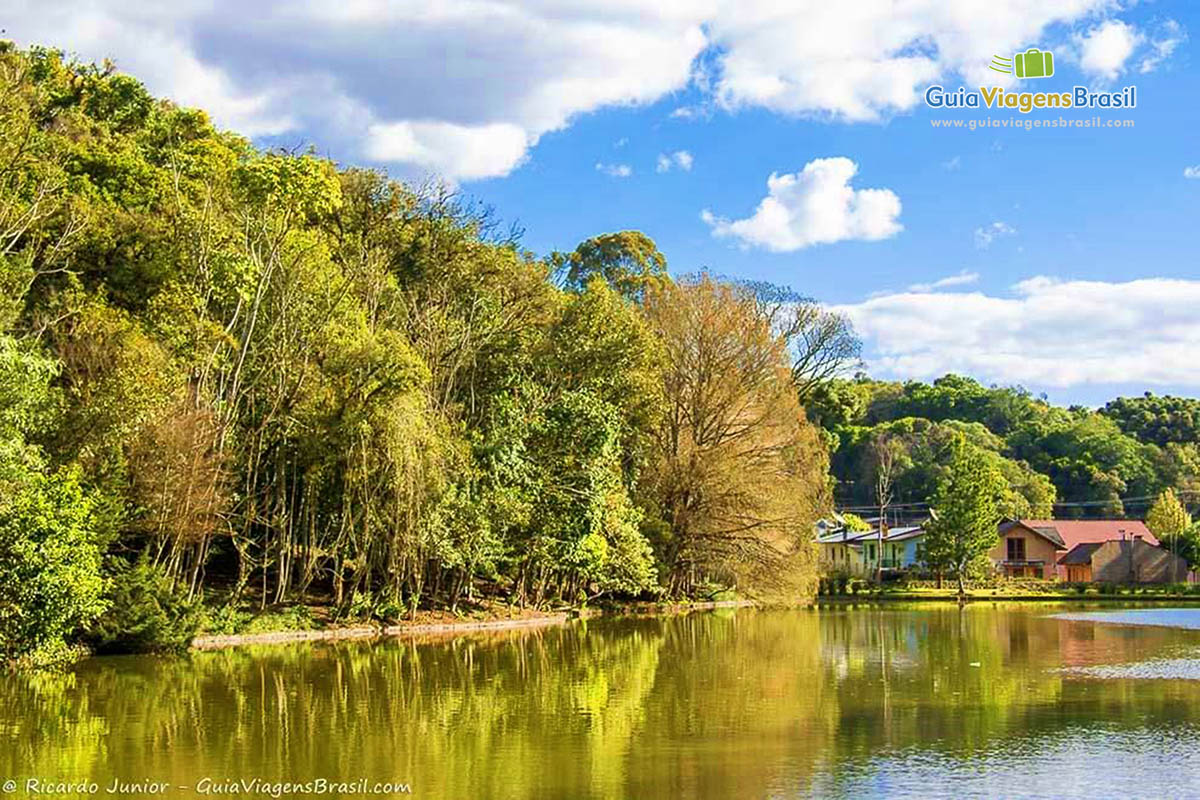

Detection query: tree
(1160, 523), (1200, 570)
(1102, 393), (1200, 448)
(552, 231), (669, 303)
(785, 302), (862, 404)
(642, 275), (830, 597)
(733, 281), (862, 404)
(922, 436), (1005, 596)
(864, 431), (910, 579)
(0, 336), (107, 666)
(1146, 489), (1191, 538)
(841, 512), (872, 532)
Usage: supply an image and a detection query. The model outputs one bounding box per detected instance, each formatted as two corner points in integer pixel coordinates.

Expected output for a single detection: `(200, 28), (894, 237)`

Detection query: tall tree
(642, 275), (830, 597)
(922, 436), (1005, 596)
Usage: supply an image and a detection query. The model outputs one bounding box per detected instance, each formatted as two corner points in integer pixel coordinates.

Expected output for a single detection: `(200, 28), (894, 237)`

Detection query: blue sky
(8, 1), (1200, 405)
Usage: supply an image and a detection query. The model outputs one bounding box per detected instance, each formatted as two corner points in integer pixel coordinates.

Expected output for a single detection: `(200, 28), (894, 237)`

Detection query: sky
(5, 1), (1200, 406)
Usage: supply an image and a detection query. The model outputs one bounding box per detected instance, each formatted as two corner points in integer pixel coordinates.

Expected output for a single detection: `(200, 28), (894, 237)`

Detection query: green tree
(922, 437), (1005, 596)
(553, 231), (669, 303)
(0, 335), (109, 666)
(1146, 489), (1192, 538)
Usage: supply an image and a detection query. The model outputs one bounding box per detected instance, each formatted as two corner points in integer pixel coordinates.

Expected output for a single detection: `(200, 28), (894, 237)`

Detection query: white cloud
(705, 1), (1114, 122)
(702, 157), (901, 252)
(908, 270), (979, 293)
(942, 156), (962, 171)
(1140, 19), (1187, 74)
(366, 121), (529, 181)
(974, 221), (1016, 249)
(1184, 166), (1200, 179)
(4, 2), (1171, 181)
(656, 150), (694, 173)
(1075, 19), (1142, 81)
(595, 162), (633, 178)
(833, 277), (1200, 388)
(3, 0), (707, 181)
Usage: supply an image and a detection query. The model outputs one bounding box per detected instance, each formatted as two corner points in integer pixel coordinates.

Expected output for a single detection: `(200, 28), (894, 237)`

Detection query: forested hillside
(0, 44), (839, 665)
(810, 374), (1200, 521)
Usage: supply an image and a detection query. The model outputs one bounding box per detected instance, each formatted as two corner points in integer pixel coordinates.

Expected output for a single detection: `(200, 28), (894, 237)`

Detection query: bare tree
(723, 279), (862, 404)
(785, 301), (862, 403)
(865, 432), (910, 581)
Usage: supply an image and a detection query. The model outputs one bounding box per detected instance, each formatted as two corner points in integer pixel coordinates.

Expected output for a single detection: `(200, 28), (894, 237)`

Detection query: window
(1006, 537), (1026, 561)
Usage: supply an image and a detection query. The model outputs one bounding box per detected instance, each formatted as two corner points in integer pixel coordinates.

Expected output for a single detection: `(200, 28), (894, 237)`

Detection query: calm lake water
(6, 605), (1200, 799)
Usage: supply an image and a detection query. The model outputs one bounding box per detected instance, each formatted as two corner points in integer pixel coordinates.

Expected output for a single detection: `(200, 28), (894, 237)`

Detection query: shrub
(243, 605), (316, 634)
(0, 464), (107, 668)
(84, 557), (201, 654)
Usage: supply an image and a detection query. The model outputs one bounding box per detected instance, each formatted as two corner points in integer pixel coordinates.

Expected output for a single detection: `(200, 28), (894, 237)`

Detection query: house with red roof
(991, 519), (1187, 583)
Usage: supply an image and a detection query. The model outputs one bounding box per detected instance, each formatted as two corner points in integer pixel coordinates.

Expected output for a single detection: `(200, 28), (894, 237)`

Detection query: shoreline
(186, 595), (1200, 651)
(817, 593), (1200, 604)
(190, 599), (757, 651)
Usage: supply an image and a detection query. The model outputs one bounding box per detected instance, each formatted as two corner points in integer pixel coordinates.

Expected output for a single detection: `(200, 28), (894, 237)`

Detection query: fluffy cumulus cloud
(1074, 20), (1142, 80)
(702, 158), (901, 251)
(1184, 166), (1200, 179)
(703, 0), (1115, 122)
(3, 0), (707, 181)
(1, 2), (1183, 181)
(833, 277), (1200, 388)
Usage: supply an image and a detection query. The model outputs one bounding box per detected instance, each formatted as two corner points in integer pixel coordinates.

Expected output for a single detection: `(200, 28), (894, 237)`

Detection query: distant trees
(819, 373), (1191, 519)
(922, 437), (1005, 596)
(1102, 393), (1200, 448)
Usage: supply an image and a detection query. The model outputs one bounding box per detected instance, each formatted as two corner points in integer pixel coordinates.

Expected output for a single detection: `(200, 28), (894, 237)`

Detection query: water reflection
(3, 606), (1200, 799)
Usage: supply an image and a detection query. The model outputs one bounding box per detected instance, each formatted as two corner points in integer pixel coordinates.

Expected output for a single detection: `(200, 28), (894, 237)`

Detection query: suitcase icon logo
(989, 48), (1055, 79)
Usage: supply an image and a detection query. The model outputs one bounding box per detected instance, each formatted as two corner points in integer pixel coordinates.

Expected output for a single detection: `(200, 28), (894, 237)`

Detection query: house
(1059, 537), (1188, 583)
(990, 520), (1066, 579)
(992, 518), (1183, 583)
(816, 532), (870, 577)
(816, 525), (926, 576)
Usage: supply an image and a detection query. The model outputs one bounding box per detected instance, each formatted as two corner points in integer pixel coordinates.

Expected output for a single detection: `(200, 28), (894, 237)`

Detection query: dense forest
(0, 44), (840, 665)
(812, 375), (1200, 522)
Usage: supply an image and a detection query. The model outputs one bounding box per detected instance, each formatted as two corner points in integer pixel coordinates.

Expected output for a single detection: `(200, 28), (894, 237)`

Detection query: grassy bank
(817, 582), (1200, 603)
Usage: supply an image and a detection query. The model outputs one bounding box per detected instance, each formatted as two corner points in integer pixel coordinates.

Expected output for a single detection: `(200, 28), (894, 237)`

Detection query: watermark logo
(925, 45), (1133, 116)
(991, 48), (1056, 79)
(988, 54), (1013, 74)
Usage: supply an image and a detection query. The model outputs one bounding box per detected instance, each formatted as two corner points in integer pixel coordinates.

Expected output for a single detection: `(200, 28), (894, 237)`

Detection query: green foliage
(0, 462), (107, 667)
(1146, 489), (1192, 538)
(841, 512), (872, 532)
(922, 436), (1005, 593)
(0, 335), (107, 667)
(1160, 523), (1200, 569)
(84, 558), (201, 654)
(1102, 393), (1200, 448)
(552, 231), (670, 302)
(822, 373), (1186, 520)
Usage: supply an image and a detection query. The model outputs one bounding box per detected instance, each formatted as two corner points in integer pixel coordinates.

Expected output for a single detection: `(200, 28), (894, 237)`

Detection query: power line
(836, 489), (1200, 515)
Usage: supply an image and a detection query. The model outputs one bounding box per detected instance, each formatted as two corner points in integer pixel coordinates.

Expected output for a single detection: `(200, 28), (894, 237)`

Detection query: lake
(6, 604), (1200, 799)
